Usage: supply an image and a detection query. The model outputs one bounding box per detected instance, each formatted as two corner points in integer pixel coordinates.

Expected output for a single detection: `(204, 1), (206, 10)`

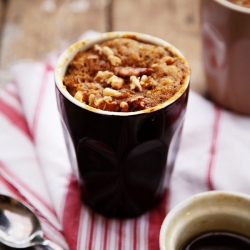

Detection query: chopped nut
(114, 67), (154, 77)
(129, 96), (145, 111)
(108, 55), (122, 66)
(88, 94), (95, 106)
(103, 96), (112, 102)
(95, 98), (104, 106)
(93, 44), (103, 54)
(74, 91), (83, 102)
(107, 75), (124, 90)
(89, 83), (102, 89)
(162, 56), (175, 65)
(149, 77), (158, 86)
(120, 101), (129, 112)
(101, 96), (119, 111)
(151, 64), (158, 68)
(140, 75), (148, 85)
(130, 76), (142, 91)
(102, 46), (121, 66)
(141, 75), (148, 82)
(103, 88), (122, 97)
(106, 101), (120, 111)
(87, 55), (99, 60)
(94, 71), (114, 82)
(103, 46), (114, 57)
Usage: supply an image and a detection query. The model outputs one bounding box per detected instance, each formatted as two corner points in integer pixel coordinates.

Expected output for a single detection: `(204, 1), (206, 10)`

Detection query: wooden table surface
(0, 0), (206, 94)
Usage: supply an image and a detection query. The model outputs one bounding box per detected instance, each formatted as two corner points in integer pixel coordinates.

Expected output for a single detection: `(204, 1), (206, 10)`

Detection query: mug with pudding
(54, 32), (190, 218)
(200, 0), (250, 115)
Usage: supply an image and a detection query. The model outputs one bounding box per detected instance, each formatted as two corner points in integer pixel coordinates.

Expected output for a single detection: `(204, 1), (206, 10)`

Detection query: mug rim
(213, 0), (250, 14)
(159, 190), (250, 250)
(54, 31), (190, 117)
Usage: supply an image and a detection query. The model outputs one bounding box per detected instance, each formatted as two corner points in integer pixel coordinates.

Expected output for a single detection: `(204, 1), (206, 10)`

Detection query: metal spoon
(0, 194), (63, 249)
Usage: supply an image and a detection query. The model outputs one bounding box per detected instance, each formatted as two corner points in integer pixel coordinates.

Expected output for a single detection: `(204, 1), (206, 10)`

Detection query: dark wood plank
(0, 0), (8, 61)
(112, 0), (205, 94)
(0, 0), (106, 71)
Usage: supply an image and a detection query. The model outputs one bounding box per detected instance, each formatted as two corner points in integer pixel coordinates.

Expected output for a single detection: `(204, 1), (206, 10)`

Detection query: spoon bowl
(0, 195), (63, 250)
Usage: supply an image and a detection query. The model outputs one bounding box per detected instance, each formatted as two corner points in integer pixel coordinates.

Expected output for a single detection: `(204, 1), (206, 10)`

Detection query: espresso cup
(201, 0), (250, 115)
(54, 32), (190, 218)
(159, 191), (250, 250)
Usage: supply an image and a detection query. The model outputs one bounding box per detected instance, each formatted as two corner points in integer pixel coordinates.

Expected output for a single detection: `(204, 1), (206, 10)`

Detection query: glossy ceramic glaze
(159, 191), (250, 250)
(55, 32), (190, 218)
(201, 0), (250, 115)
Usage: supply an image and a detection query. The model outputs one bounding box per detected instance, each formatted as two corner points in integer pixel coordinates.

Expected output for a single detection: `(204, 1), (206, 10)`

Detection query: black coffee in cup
(181, 231), (250, 250)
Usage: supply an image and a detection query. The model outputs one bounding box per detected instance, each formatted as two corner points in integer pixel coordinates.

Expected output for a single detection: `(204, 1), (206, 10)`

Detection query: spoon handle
(44, 240), (64, 250)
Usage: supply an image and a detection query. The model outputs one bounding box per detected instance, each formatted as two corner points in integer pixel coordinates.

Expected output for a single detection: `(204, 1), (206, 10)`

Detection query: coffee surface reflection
(181, 231), (250, 250)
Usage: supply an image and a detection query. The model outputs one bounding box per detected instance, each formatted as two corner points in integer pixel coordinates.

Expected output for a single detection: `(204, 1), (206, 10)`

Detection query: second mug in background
(200, 0), (250, 115)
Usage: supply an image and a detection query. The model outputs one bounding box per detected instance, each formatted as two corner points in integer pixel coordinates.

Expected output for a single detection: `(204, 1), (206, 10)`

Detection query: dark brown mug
(54, 32), (190, 218)
(201, 0), (250, 115)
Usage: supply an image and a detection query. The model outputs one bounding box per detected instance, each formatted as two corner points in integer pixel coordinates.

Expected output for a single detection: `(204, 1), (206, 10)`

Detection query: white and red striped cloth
(0, 31), (250, 250)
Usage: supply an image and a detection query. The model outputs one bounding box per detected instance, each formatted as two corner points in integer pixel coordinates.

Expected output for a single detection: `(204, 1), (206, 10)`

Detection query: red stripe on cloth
(3, 84), (21, 103)
(207, 106), (221, 191)
(0, 97), (32, 140)
(31, 63), (53, 137)
(133, 219), (138, 250)
(148, 191), (169, 250)
(62, 174), (82, 250)
(0, 172), (24, 198)
(88, 213), (95, 250)
(118, 220), (123, 250)
(0, 174), (64, 239)
(0, 160), (56, 217)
